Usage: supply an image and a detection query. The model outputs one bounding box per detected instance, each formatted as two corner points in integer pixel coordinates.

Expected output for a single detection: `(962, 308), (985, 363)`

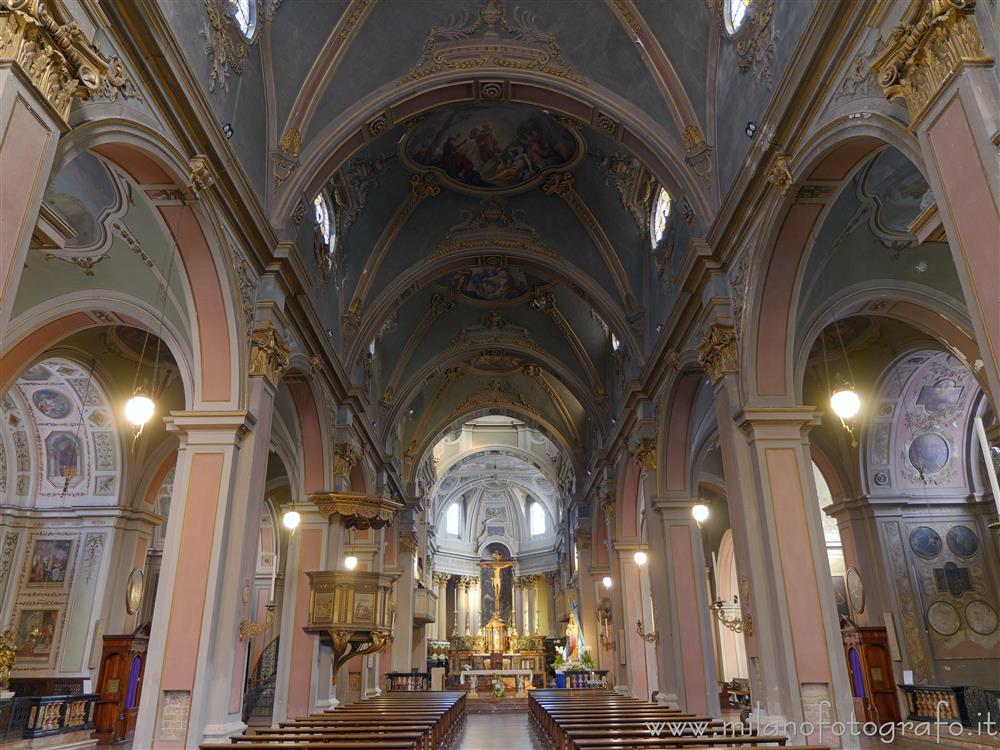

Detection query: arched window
(313, 193), (334, 253)
(650, 186), (671, 248)
(610, 333), (621, 352)
(724, 0), (751, 34)
(529, 500), (546, 536)
(446, 502), (461, 536)
(232, 0), (257, 39)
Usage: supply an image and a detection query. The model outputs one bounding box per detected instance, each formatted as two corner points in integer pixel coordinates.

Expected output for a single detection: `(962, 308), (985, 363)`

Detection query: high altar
(447, 552), (546, 679)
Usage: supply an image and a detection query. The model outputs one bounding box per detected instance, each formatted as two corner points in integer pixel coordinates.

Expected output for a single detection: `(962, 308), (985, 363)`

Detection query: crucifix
(479, 551), (514, 608)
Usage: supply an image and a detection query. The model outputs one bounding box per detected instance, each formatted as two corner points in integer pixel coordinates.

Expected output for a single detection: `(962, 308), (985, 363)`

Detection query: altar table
(459, 668), (532, 697)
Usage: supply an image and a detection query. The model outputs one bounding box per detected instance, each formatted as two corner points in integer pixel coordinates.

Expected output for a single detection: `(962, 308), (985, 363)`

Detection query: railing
(0, 693), (98, 740)
(243, 637), (279, 723)
(562, 670), (609, 689)
(386, 672), (431, 691)
(900, 684), (1000, 727)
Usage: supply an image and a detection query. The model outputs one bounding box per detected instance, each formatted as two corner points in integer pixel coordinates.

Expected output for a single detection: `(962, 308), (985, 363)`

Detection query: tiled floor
(455, 712), (548, 749)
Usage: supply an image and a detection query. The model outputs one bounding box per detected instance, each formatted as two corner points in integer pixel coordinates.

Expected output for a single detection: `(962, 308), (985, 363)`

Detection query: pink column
(873, 5), (1000, 399)
(714, 379), (853, 745)
(200, 372), (279, 740)
(0, 66), (64, 333)
(615, 544), (649, 699)
(133, 412), (250, 749)
(649, 496), (719, 715)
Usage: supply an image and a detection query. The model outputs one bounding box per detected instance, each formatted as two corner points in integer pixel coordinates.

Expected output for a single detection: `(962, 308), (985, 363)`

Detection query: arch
(746, 119), (932, 404)
(793, 282), (984, 398)
(659, 371), (704, 496)
(274, 71), (712, 237)
(3, 292), (196, 405)
(616, 457), (641, 541)
(46, 120), (245, 408)
(384, 348), (604, 443)
(406, 406), (577, 486)
(348, 247), (643, 368)
(283, 371), (328, 494)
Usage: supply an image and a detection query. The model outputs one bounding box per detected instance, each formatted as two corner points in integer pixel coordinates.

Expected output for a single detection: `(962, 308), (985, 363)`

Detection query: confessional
(92, 631), (148, 745)
(841, 619), (901, 725)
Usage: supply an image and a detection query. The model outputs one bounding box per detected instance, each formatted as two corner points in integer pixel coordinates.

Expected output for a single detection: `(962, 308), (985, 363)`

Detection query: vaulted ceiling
(89, 0), (822, 486)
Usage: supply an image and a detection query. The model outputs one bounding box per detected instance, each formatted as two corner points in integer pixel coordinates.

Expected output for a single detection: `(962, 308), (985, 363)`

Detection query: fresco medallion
(401, 103), (583, 195)
(908, 525), (942, 559)
(927, 601), (961, 637)
(945, 525), (978, 559)
(965, 600), (998, 636)
(32, 389), (73, 419)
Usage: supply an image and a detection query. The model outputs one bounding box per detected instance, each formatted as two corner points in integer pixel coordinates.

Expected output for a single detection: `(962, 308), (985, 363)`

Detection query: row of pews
(200, 690), (466, 750)
(530, 689), (823, 750)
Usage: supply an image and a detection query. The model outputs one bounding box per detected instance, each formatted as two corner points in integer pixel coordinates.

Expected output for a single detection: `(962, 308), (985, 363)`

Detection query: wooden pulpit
(92, 631), (148, 745)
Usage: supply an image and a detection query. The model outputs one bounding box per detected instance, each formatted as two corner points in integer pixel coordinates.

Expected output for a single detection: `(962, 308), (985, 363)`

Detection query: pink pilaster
(133, 412), (250, 749)
(0, 64), (64, 338)
(713, 372), (854, 746)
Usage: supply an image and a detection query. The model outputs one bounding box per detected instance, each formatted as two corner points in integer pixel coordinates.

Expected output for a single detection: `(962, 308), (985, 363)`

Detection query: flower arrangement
(492, 673), (505, 699)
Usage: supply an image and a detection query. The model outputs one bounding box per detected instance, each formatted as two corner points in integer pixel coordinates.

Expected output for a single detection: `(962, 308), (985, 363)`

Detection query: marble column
(526, 576), (538, 634)
(433, 573), (450, 640)
(456, 577), (469, 636)
(468, 578), (480, 635)
(0, 12), (104, 331)
(713, 373), (854, 745)
(545, 571), (559, 637)
(133, 411), (253, 748)
(873, 2), (1000, 401)
(512, 578), (524, 634)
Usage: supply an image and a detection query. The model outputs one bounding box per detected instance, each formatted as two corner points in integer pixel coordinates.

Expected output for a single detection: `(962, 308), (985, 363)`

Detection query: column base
(202, 720), (248, 742)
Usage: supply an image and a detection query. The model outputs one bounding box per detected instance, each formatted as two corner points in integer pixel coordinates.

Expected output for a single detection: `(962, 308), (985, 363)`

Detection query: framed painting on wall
(26, 538), (73, 588)
(15, 608), (59, 660)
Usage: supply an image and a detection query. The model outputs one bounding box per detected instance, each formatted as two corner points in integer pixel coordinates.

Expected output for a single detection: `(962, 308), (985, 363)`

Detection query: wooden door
(864, 642), (901, 724)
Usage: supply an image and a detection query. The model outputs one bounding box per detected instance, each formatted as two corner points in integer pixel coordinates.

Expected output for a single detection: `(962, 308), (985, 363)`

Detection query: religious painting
(909, 525), (943, 560)
(22, 364), (52, 381)
(27, 539), (73, 587)
(45, 431), (81, 481)
(401, 103), (583, 195)
(31, 389), (73, 419)
(447, 266), (529, 302)
(15, 608), (58, 659)
(831, 576), (850, 620)
(945, 525), (978, 558)
(907, 432), (950, 475)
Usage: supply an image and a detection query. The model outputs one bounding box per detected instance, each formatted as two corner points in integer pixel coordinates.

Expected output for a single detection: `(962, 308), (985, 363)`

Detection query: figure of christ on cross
(479, 550), (514, 608)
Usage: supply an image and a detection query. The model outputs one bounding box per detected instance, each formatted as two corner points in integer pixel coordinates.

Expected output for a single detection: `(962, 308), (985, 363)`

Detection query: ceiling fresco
(401, 102), (584, 195)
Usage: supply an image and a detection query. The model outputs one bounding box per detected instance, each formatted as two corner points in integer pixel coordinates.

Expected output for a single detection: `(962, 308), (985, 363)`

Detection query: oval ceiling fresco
(401, 102), (584, 195)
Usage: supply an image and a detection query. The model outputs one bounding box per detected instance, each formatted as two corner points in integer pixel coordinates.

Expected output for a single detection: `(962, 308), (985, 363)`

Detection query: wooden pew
(201, 691), (465, 750)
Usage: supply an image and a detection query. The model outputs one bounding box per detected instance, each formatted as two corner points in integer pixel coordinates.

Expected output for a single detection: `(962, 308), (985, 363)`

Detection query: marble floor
(456, 712), (547, 749)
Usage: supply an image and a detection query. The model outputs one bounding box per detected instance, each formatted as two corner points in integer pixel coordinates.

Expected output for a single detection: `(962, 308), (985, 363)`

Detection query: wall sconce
(710, 599), (753, 636)
(636, 619), (658, 645)
(239, 602), (275, 641)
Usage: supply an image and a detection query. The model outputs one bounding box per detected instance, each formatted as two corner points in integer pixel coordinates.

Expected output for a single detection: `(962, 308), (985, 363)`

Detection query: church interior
(0, 0), (998, 748)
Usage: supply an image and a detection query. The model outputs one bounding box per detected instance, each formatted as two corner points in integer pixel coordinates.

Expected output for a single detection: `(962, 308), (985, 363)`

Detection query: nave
(1, 0), (998, 749)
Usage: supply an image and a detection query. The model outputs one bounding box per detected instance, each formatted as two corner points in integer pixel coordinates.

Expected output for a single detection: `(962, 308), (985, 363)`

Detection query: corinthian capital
(871, 0), (992, 126)
(250, 325), (290, 386)
(0, 0), (107, 122)
(697, 323), (738, 384)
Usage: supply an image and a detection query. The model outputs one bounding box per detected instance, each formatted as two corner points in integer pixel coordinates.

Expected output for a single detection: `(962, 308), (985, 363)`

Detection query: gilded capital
(871, 0), (992, 127)
(333, 442), (361, 481)
(249, 326), (290, 386)
(697, 323), (739, 384)
(573, 527), (592, 550)
(398, 531), (419, 555)
(632, 437), (657, 473)
(0, 0), (107, 122)
(601, 496), (617, 521)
